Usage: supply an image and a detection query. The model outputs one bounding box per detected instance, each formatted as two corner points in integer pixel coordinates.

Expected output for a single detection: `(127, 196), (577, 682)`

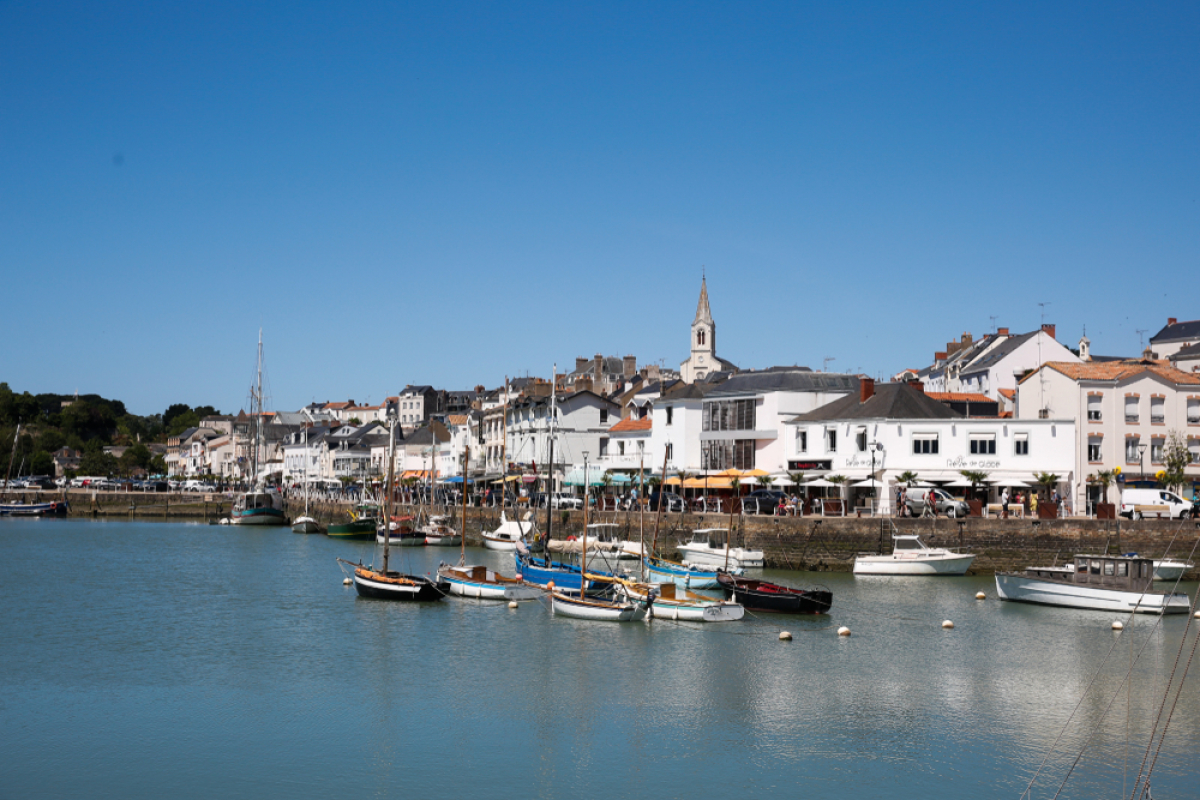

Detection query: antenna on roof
(989, 315), (997, 333)
(1136, 329), (1148, 349)
(822, 357), (835, 372)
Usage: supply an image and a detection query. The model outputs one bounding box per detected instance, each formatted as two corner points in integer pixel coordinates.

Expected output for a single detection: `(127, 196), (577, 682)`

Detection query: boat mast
(638, 452), (645, 581)
(252, 329), (264, 489)
(4, 424), (20, 493)
(459, 444), (468, 566)
(545, 367), (556, 548)
(383, 414), (395, 574)
(581, 453), (589, 585)
(650, 447), (669, 561)
(501, 377), (508, 515)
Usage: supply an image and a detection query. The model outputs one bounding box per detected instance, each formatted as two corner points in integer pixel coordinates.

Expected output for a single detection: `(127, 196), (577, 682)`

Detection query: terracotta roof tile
(446, 414), (469, 425)
(925, 392), (993, 402)
(998, 388), (1016, 400)
(609, 416), (652, 432)
(1026, 360), (1200, 385)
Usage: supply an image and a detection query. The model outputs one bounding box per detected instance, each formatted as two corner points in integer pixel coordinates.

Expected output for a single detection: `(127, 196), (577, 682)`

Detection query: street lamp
(869, 441), (884, 516)
(1138, 443), (1147, 485)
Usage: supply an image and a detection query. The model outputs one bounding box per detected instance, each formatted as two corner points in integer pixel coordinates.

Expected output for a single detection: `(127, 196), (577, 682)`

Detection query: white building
(680, 276), (737, 383)
(1149, 317), (1200, 359)
(786, 380), (1076, 513)
(1016, 359), (1200, 511)
(923, 325), (1080, 401)
(505, 390), (621, 475)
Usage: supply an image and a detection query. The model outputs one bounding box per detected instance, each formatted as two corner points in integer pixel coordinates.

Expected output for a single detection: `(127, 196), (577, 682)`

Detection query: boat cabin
(1024, 554), (1155, 592)
(687, 528), (731, 549)
(585, 523), (621, 545)
(891, 534), (933, 553)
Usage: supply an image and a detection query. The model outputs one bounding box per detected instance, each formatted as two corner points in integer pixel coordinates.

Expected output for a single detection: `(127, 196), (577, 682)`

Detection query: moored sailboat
(231, 332), (287, 527)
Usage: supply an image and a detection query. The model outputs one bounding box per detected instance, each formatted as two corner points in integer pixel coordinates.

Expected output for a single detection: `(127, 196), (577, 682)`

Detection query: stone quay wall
(17, 491), (1199, 578)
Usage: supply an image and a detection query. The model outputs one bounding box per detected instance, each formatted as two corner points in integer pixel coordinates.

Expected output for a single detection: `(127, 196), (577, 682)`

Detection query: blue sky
(3, 2), (1197, 416)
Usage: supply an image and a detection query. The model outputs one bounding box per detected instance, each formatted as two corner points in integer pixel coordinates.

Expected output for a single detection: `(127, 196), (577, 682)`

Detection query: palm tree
(1034, 472), (1059, 501)
(960, 469), (989, 504)
(787, 471), (805, 488)
(897, 470), (920, 486)
(756, 474), (776, 489)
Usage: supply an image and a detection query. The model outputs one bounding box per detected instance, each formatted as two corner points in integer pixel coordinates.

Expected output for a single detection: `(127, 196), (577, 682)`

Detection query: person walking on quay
(896, 485), (905, 518)
(1030, 492), (1039, 517)
(1001, 487), (1010, 519)
(925, 487), (938, 518)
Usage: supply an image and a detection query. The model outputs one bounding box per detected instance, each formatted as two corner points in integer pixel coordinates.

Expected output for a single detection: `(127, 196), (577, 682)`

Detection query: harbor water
(2, 518), (1197, 799)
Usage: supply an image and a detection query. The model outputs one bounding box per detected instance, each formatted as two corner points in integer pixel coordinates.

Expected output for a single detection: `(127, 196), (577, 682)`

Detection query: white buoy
(975, 591), (986, 600)
(1112, 621), (1124, 630)
(342, 577), (352, 586)
(1194, 611), (1200, 620)
(779, 631), (792, 641)
(508, 601), (519, 609)
(837, 626), (851, 637)
(942, 620), (954, 629)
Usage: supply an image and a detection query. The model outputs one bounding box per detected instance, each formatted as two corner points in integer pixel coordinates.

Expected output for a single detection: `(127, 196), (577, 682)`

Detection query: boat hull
(327, 521), (377, 540)
(852, 553), (976, 575)
(425, 533), (463, 547)
(1153, 560), (1194, 581)
(643, 557), (730, 589)
(230, 507), (288, 526)
(376, 532), (425, 545)
(0, 501), (69, 517)
(352, 568), (448, 601)
(550, 592), (647, 621)
(439, 565), (543, 600)
(291, 517), (321, 534)
(717, 573), (832, 614)
(995, 573), (1191, 614)
(515, 552), (595, 594)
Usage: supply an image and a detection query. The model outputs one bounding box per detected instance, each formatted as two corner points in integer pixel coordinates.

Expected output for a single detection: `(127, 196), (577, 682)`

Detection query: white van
(1119, 488), (1192, 520)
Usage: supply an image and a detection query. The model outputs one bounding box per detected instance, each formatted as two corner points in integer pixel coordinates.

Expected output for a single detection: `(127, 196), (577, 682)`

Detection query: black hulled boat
(717, 572), (832, 614)
(340, 560), (449, 601)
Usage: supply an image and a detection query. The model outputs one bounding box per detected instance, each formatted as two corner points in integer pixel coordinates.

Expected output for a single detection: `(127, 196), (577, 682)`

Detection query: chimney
(997, 327), (1009, 336)
(1168, 317), (1177, 326)
(907, 380), (925, 393)
(575, 357), (588, 373)
(1041, 323), (1056, 340)
(860, 377), (875, 403)
(962, 332), (973, 346)
(934, 351), (947, 363)
(594, 354), (604, 380)
(623, 355), (636, 377)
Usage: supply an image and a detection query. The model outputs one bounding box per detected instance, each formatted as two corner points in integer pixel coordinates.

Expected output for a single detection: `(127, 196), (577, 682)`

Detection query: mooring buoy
(779, 631), (792, 641)
(1112, 621), (1124, 630)
(343, 577), (352, 586)
(837, 626), (851, 637)
(975, 591), (986, 600)
(942, 620), (954, 629)
(508, 601), (519, 609)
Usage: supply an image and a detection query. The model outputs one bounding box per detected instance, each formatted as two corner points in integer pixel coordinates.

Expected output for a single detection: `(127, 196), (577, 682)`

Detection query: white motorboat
(549, 590), (648, 622)
(482, 510), (537, 551)
(676, 527), (764, 569)
(853, 533), (975, 575)
(995, 554), (1192, 614)
(291, 516), (321, 534)
(616, 581), (744, 622)
(1152, 558), (1195, 581)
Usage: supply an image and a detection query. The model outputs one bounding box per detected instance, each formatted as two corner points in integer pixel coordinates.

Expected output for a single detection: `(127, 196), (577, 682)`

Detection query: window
(599, 438), (608, 457)
(796, 429), (807, 453)
(618, 441), (625, 456)
(1087, 395), (1102, 421)
(1125, 396), (1139, 423)
(913, 434), (938, 454)
(665, 443), (673, 461)
(1188, 398), (1200, 424)
(665, 406), (673, 426)
(856, 427), (867, 452)
(600, 408), (609, 424)
(969, 434), (997, 455)
(1117, 562), (1128, 577)
(1125, 438), (1141, 462)
(1151, 438), (1164, 463)
(1190, 439), (1200, 464)
(703, 398), (756, 432)
(697, 330), (705, 346)
(826, 428), (838, 453)
(1014, 433), (1029, 456)
(1150, 397), (1165, 424)
(701, 440), (755, 471)
(1087, 437), (1102, 462)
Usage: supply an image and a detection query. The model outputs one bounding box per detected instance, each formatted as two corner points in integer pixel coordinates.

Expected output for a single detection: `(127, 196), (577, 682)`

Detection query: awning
(562, 468), (606, 487)
(682, 476), (734, 489)
(402, 470), (430, 479)
(663, 476), (682, 486)
(804, 478), (840, 488)
(440, 476), (472, 484)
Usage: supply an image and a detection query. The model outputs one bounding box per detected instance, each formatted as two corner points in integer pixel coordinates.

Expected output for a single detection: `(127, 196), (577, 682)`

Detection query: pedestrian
(1030, 492), (1038, 516)
(927, 487), (938, 518)
(1001, 487), (1010, 519)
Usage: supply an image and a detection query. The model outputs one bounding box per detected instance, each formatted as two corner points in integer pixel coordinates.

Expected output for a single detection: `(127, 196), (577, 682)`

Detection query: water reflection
(0, 519), (1195, 799)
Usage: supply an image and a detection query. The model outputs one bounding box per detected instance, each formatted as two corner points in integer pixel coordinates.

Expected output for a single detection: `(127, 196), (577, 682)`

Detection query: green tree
(37, 428), (65, 454)
(756, 474), (776, 488)
(897, 470), (920, 486)
(148, 454), (168, 476)
(1159, 430), (1190, 492)
(960, 469), (990, 502)
(1034, 472), (1060, 501)
(166, 411), (200, 437)
(787, 471), (805, 488)
(79, 449), (117, 477)
(30, 450), (55, 477)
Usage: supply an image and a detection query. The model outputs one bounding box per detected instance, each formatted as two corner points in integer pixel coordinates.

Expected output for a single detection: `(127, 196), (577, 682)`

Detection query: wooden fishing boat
(717, 573), (832, 614)
(327, 503), (380, 540)
(549, 590), (648, 621)
(617, 580), (744, 622)
(376, 515), (424, 545)
(341, 560), (448, 601)
(437, 563), (542, 600)
(422, 514), (462, 547)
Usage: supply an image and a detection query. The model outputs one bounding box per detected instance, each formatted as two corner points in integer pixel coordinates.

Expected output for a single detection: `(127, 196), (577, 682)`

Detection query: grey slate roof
(402, 421), (451, 446)
(1151, 319), (1200, 344)
(789, 383), (964, 422)
(708, 369), (858, 397)
(959, 331), (1037, 375)
(1171, 341), (1200, 359)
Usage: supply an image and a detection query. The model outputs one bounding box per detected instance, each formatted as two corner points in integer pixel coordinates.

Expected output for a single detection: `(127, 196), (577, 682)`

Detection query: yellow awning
(663, 476), (682, 486)
(740, 468), (770, 477)
(715, 468), (743, 478)
(683, 477), (734, 489)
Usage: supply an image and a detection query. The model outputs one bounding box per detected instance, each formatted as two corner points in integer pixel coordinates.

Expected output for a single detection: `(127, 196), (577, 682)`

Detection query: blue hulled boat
(514, 541), (614, 596)
(643, 555), (740, 589)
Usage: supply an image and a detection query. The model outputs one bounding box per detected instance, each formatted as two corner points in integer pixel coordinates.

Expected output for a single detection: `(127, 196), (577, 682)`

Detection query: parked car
(182, 480), (216, 493)
(648, 491), (686, 512)
(743, 489), (788, 515)
(905, 488), (969, 518)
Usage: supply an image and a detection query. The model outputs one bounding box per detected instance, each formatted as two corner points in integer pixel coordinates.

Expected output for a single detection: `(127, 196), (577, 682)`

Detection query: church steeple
(694, 275), (713, 326)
